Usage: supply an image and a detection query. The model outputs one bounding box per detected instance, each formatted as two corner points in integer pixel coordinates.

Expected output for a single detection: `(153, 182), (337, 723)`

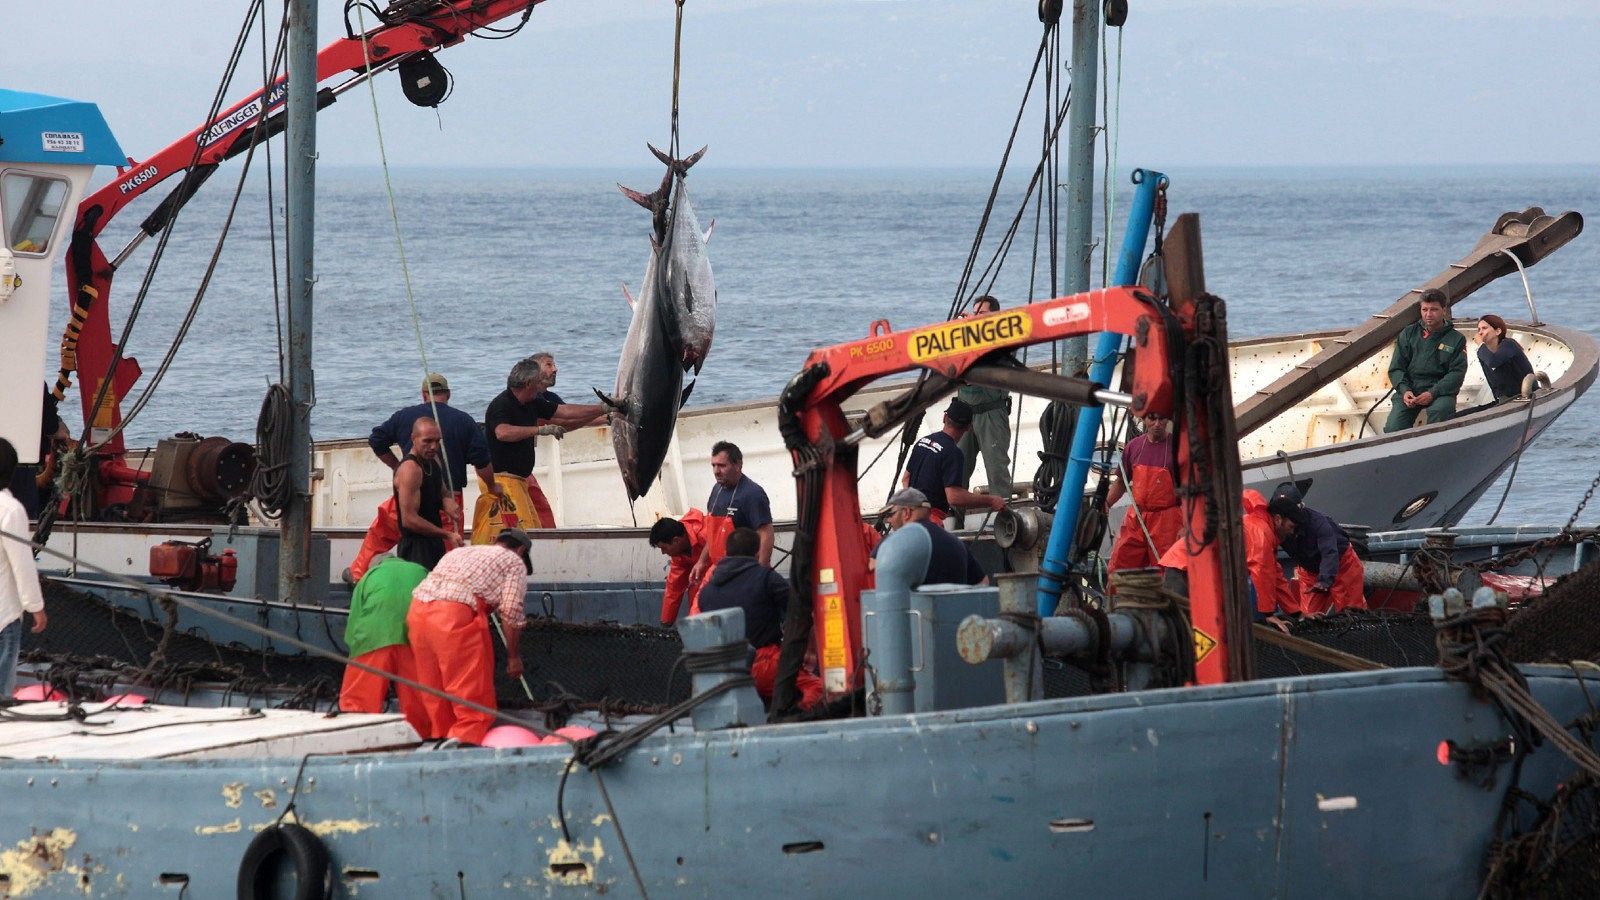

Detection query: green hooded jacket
(1388, 320), (1468, 398)
(345, 557), (429, 658)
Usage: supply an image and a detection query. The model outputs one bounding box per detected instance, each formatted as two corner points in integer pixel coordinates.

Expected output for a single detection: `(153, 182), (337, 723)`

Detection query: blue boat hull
(2, 665), (1588, 897)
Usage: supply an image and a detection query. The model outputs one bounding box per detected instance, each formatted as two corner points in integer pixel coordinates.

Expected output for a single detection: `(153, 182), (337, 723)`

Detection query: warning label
(1192, 628), (1218, 662)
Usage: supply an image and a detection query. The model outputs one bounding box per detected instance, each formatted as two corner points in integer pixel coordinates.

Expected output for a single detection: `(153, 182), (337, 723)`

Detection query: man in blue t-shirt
(689, 441), (775, 587)
(875, 487), (986, 585)
(904, 398), (1006, 527)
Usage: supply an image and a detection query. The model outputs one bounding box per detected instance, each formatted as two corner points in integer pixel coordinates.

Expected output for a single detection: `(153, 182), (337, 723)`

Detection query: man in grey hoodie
(697, 528), (822, 709)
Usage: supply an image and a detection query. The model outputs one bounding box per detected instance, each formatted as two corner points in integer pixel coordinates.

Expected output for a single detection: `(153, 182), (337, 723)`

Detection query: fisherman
(648, 509), (711, 626)
(0, 438), (48, 698)
(1157, 489), (1295, 631)
(956, 295), (1014, 506)
(1475, 314), (1535, 403)
(404, 528), (532, 746)
(1104, 412), (1184, 585)
(697, 527), (824, 710)
(393, 418), (460, 570)
(1384, 289), (1468, 432)
(903, 398), (1006, 528)
(688, 442), (775, 588)
(879, 487), (985, 585)
(524, 352), (607, 527)
(478, 356), (605, 538)
(338, 556), (430, 736)
(1267, 485), (1365, 615)
(351, 373), (500, 581)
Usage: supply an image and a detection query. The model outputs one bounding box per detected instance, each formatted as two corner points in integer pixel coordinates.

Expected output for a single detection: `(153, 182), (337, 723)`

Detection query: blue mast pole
(1036, 168), (1166, 616)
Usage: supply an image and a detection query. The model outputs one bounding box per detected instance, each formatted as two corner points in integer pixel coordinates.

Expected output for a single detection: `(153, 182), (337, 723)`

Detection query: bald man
(394, 418), (461, 570)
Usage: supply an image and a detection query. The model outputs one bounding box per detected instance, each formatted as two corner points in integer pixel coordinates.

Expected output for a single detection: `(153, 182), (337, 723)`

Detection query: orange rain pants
(1293, 545), (1367, 615)
(351, 493), (463, 582)
(339, 644), (430, 738)
(405, 600), (497, 744)
(751, 645), (825, 710)
(1107, 463), (1184, 582)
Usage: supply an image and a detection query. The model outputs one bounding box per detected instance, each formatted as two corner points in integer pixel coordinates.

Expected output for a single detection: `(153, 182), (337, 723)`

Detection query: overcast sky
(12, 0), (1598, 169)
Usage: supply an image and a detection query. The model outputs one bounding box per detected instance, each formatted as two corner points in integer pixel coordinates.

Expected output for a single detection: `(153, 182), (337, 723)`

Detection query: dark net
(1505, 561), (1600, 665)
(24, 579), (688, 716)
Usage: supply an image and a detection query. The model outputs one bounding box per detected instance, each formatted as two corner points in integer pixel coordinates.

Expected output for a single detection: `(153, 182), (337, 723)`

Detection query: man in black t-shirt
(904, 398), (1005, 527)
(476, 356), (605, 536)
(875, 488), (986, 586)
(520, 352), (606, 526)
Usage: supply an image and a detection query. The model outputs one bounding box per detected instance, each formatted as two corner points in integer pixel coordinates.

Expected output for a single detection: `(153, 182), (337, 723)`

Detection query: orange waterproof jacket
(661, 509), (710, 624)
(1242, 490), (1295, 614)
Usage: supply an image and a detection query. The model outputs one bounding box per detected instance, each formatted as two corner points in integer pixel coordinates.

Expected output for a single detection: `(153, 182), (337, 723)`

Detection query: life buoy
(237, 822), (333, 900)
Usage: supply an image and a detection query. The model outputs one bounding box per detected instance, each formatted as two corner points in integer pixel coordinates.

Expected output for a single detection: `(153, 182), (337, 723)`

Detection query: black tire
(237, 822), (333, 900)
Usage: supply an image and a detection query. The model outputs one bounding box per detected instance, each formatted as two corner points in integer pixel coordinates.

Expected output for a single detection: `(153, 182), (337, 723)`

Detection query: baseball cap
(423, 372), (450, 393)
(496, 527), (534, 574)
(1267, 485), (1304, 521)
(886, 487), (931, 509)
(945, 398), (974, 426)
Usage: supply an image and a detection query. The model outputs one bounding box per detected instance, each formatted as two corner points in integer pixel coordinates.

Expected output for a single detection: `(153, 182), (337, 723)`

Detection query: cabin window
(1, 172), (70, 256)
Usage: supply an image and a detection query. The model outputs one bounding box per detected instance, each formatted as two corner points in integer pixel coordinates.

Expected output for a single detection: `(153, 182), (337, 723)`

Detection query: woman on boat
(1475, 314), (1535, 402)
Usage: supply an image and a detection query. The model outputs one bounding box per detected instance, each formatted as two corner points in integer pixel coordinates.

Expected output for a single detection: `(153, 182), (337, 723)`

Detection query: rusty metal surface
(1233, 208), (1583, 437)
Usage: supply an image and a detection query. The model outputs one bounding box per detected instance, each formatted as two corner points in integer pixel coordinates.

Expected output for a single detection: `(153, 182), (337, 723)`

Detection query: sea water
(54, 165), (1600, 527)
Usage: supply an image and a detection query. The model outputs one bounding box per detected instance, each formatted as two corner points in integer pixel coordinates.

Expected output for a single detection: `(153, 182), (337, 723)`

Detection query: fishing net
(24, 579), (689, 719)
(1504, 560), (1600, 665)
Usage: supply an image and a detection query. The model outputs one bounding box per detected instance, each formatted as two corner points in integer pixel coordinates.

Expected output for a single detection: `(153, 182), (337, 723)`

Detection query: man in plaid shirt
(405, 528), (532, 745)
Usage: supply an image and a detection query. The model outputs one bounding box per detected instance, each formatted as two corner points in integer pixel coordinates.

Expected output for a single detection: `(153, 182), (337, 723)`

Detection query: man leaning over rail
(339, 556), (430, 736)
(405, 529), (532, 746)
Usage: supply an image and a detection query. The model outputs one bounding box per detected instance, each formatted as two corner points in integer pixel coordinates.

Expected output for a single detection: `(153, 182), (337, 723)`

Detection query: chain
(1459, 526), (1600, 574)
(1564, 468), (1600, 534)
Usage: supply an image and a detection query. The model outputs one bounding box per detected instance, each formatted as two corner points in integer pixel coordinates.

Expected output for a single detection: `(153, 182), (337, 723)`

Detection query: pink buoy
(103, 694), (150, 707)
(480, 725), (541, 748)
(13, 684), (65, 702)
(555, 726), (597, 741)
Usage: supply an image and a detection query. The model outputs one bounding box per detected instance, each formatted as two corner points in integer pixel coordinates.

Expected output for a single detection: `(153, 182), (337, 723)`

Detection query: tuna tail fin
(593, 388), (626, 413)
(647, 143), (708, 176)
(618, 183), (661, 211)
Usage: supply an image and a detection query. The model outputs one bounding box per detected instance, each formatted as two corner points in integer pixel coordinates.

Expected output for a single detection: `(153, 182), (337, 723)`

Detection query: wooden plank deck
(0, 701), (417, 760)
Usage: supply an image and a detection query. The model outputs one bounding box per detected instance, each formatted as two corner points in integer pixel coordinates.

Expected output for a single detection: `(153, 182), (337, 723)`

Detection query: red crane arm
(60, 0), (548, 509)
(784, 286), (1180, 697)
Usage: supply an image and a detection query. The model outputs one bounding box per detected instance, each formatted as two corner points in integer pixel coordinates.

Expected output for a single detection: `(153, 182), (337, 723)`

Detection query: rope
(1485, 395), (1539, 526)
(354, 5), (455, 486)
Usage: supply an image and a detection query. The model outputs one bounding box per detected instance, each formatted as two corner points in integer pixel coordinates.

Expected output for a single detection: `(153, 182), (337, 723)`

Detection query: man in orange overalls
(1268, 486), (1365, 615)
(649, 510), (711, 626)
(1105, 413), (1184, 586)
(405, 529), (532, 746)
(688, 442), (775, 591)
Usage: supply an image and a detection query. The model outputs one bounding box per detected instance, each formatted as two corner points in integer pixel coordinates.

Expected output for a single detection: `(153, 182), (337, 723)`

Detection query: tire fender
(237, 822), (333, 900)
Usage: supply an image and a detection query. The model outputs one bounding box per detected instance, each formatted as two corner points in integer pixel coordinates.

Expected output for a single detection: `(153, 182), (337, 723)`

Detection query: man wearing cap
(956, 296), (1014, 505)
(1104, 411), (1184, 588)
(648, 510), (712, 626)
(1267, 485), (1365, 615)
(351, 373), (500, 581)
(903, 399), (1006, 528)
(479, 356), (606, 537)
(876, 487), (986, 585)
(339, 556), (430, 736)
(1384, 289), (1468, 432)
(405, 528), (533, 745)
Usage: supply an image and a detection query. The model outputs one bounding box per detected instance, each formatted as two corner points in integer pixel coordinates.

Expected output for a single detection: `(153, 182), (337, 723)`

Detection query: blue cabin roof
(0, 89), (125, 167)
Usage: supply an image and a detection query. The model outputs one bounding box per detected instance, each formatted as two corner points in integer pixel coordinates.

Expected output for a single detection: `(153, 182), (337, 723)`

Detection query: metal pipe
(1059, 0), (1100, 376)
(867, 523), (931, 716)
(1037, 170), (1165, 616)
(997, 573), (1043, 702)
(963, 363), (1131, 409)
(280, 0), (318, 607)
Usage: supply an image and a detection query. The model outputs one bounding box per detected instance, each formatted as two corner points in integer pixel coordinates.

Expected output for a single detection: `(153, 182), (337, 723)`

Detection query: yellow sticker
(907, 310), (1033, 362)
(1192, 628), (1218, 662)
(822, 594), (846, 667)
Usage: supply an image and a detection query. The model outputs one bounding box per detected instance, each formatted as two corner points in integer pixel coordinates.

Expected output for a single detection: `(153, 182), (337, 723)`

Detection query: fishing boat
(6, 2), (1600, 897)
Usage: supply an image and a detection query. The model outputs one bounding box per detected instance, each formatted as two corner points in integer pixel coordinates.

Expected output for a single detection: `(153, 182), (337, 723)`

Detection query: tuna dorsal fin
(702, 218), (715, 244)
(621, 282), (636, 309)
(679, 380), (695, 408)
(647, 143), (709, 176)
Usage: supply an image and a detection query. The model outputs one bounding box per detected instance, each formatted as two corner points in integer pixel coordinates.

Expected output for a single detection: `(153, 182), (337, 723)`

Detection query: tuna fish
(600, 145), (717, 500)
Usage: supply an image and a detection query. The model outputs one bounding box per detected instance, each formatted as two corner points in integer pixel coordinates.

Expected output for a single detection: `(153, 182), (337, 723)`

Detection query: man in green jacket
(340, 556), (431, 737)
(1385, 290), (1468, 433)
